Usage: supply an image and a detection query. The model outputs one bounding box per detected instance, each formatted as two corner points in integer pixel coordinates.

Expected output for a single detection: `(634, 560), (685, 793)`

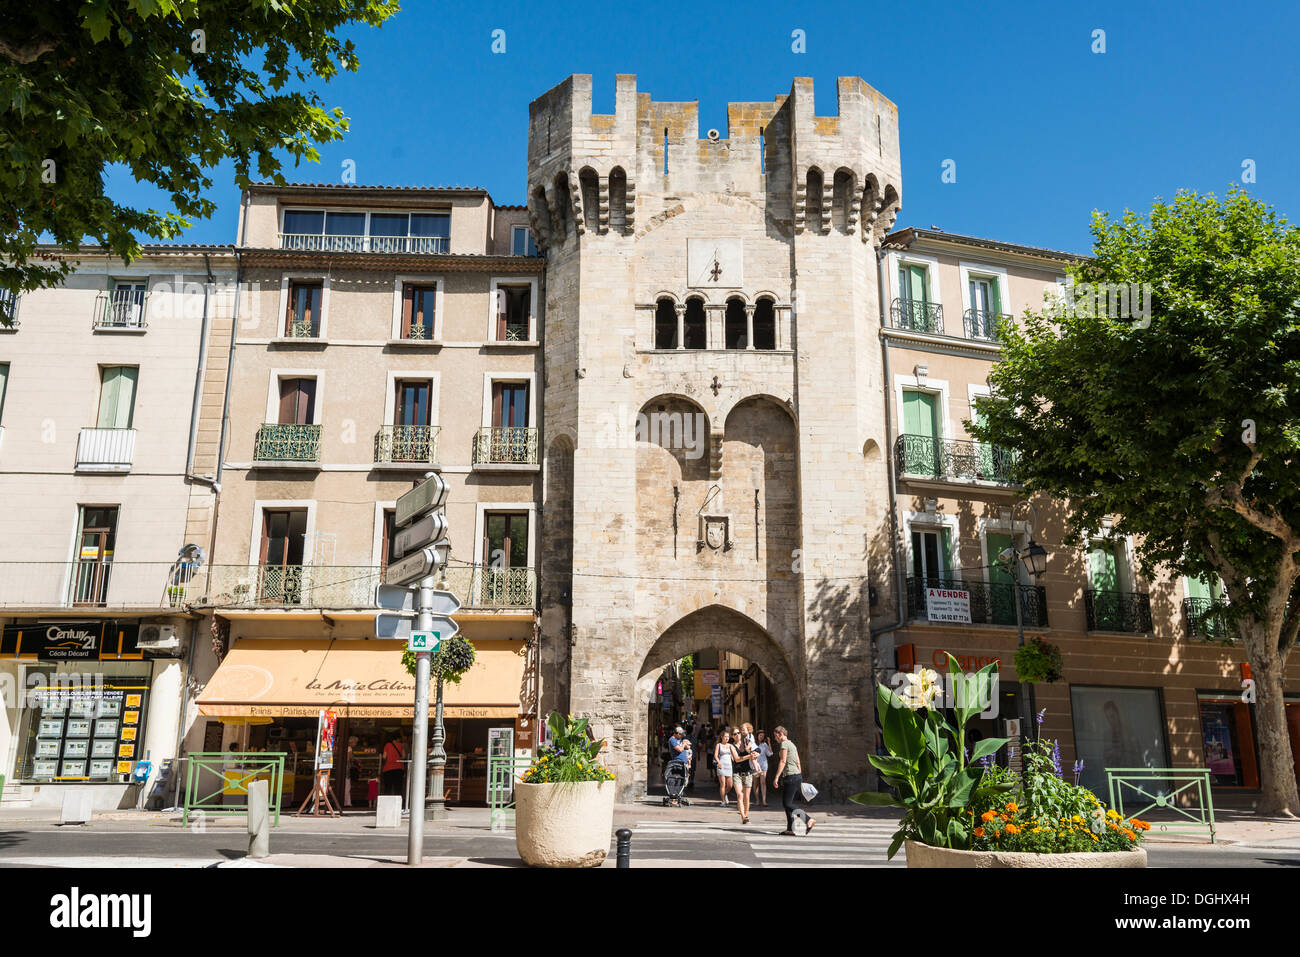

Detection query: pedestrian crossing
(630, 817), (904, 868)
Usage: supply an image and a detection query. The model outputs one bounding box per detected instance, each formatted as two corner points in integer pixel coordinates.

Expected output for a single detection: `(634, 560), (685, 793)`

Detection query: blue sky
(112, 0), (1300, 254)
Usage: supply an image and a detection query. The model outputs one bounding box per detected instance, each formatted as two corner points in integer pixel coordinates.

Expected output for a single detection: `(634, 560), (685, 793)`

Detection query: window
(967, 275), (1002, 339)
(900, 389), (940, 476)
(1070, 686), (1169, 797)
(280, 209), (449, 252)
(985, 532), (1017, 625)
(483, 512), (529, 568)
(285, 281), (323, 337)
(511, 225), (538, 257)
(491, 382), (529, 428)
(1198, 697), (1256, 787)
(277, 378), (316, 425)
(911, 527), (951, 584)
(753, 298), (776, 350)
(102, 281), (147, 329)
(396, 380), (431, 427)
(0, 288), (16, 326)
(400, 283), (437, 340)
(0, 362), (8, 421)
(380, 508), (398, 569)
(495, 284), (532, 341)
(72, 506), (118, 605)
(899, 263), (929, 304)
(654, 299), (677, 349)
(97, 367), (138, 429)
(259, 509), (307, 602)
(683, 298), (706, 349)
(1087, 539), (1128, 593)
(724, 299), (747, 349)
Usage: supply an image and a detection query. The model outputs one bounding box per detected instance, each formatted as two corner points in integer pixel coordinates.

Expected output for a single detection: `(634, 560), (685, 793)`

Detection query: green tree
(971, 189), (1300, 816)
(0, 0), (399, 324)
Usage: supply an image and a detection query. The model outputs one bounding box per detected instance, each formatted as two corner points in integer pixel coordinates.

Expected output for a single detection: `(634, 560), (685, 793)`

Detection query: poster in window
(1198, 703), (1242, 785)
(89, 759), (115, 779)
(38, 718), (64, 737)
(70, 698), (97, 717)
(120, 727), (137, 741)
(36, 740), (61, 758)
(60, 761), (87, 777)
(66, 718), (91, 738)
(1069, 686), (1169, 797)
(118, 743), (135, 759)
(43, 697), (68, 715)
(33, 759), (58, 777)
(95, 719), (118, 738)
(126, 694), (141, 708)
(92, 739), (116, 758)
(98, 698), (122, 717)
(63, 739), (88, 758)
(124, 710), (139, 725)
(116, 761), (132, 774)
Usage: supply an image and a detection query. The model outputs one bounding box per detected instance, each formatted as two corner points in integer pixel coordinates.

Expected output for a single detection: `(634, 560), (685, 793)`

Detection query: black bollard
(616, 828), (632, 868)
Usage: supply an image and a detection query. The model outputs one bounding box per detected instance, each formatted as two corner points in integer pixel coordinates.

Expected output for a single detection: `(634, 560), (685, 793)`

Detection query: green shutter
(1088, 543), (1119, 591)
(901, 264), (928, 302)
(1187, 575), (1223, 601)
(940, 528), (953, 579)
(902, 390), (937, 439)
(986, 533), (1015, 586)
(97, 366), (137, 429)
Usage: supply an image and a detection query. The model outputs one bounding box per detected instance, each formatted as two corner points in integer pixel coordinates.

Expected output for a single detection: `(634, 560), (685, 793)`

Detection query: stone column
(745, 305), (755, 350)
(675, 304), (685, 350)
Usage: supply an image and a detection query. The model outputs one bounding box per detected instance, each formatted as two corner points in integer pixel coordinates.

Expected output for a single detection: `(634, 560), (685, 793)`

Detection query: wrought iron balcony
(283, 315), (319, 338)
(1085, 589), (1153, 633)
(894, 434), (1020, 485)
(278, 233), (450, 254)
(75, 428), (136, 472)
(1184, 597), (1233, 641)
(253, 423), (322, 463)
(94, 292), (149, 330)
(398, 320), (436, 342)
(963, 308), (1010, 342)
(0, 560), (202, 609)
(890, 298), (944, 335)
(373, 424), (440, 465)
(196, 563), (536, 610)
(905, 576), (1049, 628)
(473, 426), (538, 466)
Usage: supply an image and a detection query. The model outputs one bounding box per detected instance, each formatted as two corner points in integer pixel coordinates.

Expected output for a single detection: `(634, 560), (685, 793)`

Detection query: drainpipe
(184, 253), (216, 481)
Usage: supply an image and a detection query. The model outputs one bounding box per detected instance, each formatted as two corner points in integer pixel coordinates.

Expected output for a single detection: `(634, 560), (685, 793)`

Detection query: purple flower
(1072, 759), (1085, 785)
(1036, 708), (1047, 725)
(1051, 739), (1063, 778)
(978, 754), (992, 769)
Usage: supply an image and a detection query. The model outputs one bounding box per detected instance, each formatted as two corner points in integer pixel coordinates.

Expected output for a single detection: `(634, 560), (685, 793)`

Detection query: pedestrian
(754, 730), (772, 807)
(381, 733), (406, 797)
(713, 728), (733, 806)
(771, 726), (815, 836)
(730, 726), (757, 824)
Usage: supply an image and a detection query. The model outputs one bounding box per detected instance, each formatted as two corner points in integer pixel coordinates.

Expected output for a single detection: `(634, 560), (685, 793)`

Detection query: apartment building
(0, 246), (237, 808)
(187, 184), (543, 807)
(878, 227), (1300, 797)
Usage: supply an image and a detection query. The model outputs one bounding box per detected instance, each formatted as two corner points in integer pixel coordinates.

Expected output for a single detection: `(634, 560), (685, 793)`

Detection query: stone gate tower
(528, 75), (902, 799)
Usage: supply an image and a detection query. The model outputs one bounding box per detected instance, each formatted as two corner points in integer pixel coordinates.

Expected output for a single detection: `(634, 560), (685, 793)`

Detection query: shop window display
(1069, 685), (1169, 797)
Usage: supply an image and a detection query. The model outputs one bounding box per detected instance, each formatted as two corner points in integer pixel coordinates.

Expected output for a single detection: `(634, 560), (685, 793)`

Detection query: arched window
(530, 185), (550, 245)
(552, 173), (571, 239)
(832, 169), (854, 234)
(609, 167), (627, 234)
(654, 298), (677, 349)
(683, 298), (707, 350)
(753, 298), (776, 350)
(579, 168), (599, 233)
(725, 298), (747, 349)
(806, 168), (824, 233)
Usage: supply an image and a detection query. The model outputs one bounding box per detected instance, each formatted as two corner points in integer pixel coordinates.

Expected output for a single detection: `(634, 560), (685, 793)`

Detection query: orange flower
(1000, 813), (1010, 822)
(1125, 829), (1137, 841)
(981, 810), (997, 822)
(1005, 802), (1019, 813)
(1005, 823), (1020, 834)
(974, 826), (985, 837)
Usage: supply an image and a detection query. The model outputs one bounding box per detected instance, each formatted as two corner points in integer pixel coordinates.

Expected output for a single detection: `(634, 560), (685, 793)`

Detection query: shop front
(194, 638), (531, 807)
(0, 619), (186, 808)
(1195, 686), (1300, 791)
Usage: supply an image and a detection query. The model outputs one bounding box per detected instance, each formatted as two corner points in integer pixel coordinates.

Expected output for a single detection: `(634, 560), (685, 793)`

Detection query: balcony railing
(196, 563), (536, 610)
(278, 234), (450, 254)
(76, 428), (136, 472)
(94, 292), (149, 330)
(374, 424), (440, 465)
(894, 434), (1020, 485)
(283, 315), (319, 338)
(253, 423), (321, 463)
(1184, 597), (1233, 641)
(0, 561), (202, 609)
(890, 298), (944, 335)
(905, 576), (1049, 628)
(963, 308), (1011, 342)
(1085, 589), (1153, 633)
(473, 426), (538, 466)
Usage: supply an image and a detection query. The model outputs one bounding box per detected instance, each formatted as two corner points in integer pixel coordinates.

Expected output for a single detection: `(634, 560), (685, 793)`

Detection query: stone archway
(623, 604), (802, 800)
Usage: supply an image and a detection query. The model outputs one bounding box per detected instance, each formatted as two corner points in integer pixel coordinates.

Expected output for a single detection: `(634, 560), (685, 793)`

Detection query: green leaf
(887, 830), (905, 860)
(849, 790), (903, 807)
(969, 737), (1008, 764)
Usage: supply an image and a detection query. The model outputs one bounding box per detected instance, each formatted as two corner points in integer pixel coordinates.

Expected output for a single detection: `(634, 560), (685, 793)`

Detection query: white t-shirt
(756, 741), (773, 771)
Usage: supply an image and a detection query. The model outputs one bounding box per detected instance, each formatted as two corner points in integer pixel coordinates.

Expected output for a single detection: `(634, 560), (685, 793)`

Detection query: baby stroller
(662, 760), (691, 807)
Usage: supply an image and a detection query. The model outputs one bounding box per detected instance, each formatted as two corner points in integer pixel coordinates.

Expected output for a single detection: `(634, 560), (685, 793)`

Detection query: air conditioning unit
(137, 624), (180, 652)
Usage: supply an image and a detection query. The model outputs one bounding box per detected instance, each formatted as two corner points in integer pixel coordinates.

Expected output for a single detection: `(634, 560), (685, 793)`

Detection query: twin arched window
(654, 296), (777, 350)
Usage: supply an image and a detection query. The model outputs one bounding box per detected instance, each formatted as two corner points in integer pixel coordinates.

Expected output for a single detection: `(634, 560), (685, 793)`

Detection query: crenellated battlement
(527, 74), (902, 249)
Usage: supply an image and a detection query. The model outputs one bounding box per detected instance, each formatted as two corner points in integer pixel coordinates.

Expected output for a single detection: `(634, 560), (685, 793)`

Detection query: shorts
(733, 772), (753, 787)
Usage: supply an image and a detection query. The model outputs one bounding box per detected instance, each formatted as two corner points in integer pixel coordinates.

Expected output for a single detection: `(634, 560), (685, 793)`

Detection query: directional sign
(408, 630), (442, 653)
(396, 473), (450, 527)
(374, 613), (460, 642)
(424, 590), (461, 616)
(393, 511), (448, 560)
(385, 547), (438, 587)
(374, 583), (417, 613)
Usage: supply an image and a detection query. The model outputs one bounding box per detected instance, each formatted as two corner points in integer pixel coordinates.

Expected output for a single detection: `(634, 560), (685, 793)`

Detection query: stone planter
(515, 780), (616, 868)
(904, 840), (1147, 868)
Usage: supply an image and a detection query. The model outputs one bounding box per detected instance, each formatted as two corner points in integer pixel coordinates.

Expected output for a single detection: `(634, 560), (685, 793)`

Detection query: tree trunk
(1244, 624), (1299, 817)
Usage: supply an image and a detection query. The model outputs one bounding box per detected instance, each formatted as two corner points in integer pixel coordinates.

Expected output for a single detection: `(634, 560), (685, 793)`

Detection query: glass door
(482, 512), (528, 604)
(259, 509), (307, 604)
(394, 380), (432, 461)
(901, 389), (941, 477)
(985, 532), (1017, 626)
(72, 506), (118, 605)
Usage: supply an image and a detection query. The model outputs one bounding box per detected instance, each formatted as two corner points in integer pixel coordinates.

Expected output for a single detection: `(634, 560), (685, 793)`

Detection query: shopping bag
(800, 781), (818, 802)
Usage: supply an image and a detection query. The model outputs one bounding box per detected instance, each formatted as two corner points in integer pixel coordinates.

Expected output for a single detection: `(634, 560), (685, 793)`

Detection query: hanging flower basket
(1014, 636), (1063, 683)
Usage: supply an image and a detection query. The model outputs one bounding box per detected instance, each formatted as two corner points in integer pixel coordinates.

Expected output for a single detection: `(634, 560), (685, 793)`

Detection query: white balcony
(278, 234), (449, 254)
(0, 561), (201, 610)
(76, 428), (136, 472)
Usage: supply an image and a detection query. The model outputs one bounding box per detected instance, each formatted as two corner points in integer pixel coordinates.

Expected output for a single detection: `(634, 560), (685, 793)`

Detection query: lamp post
(423, 539), (453, 822)
(993, 501), (1048, 746)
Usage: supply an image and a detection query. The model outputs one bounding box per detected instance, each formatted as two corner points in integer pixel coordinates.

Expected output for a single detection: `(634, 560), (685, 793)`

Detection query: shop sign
(700, 671), (720, 686)
(1, 621), (141, 661)
(711, 685), (722, 717)
(725, 668), (742, 683)
(933, 649), (1002, 671)
(316, 709), (337, 770)
(925, 587), (972, 623)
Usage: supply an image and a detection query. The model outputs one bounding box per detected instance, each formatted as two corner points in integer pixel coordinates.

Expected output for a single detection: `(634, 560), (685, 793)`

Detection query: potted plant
(515, 712), (617, 868)
(1013, 636), (1063, 683)
(852, 654), (1149, 868)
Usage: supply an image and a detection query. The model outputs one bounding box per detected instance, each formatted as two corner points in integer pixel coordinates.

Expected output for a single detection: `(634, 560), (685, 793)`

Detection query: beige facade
(0, 247), (237, 807)
(879, 228), (1300, 797)
(529, 74), (903, 799)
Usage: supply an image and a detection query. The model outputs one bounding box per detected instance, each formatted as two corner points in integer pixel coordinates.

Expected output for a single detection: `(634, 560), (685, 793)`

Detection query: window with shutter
(96, 366), (138, 429)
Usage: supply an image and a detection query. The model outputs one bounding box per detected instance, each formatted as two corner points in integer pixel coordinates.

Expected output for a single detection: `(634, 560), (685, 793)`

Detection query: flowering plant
(851, 654), (1012, 858)
(520, 711), (615, 784)
(1013, 636), (1063, 683)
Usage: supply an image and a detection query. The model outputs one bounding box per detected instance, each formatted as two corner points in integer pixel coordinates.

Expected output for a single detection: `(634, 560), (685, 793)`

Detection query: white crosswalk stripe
(630, 818), (904, 868)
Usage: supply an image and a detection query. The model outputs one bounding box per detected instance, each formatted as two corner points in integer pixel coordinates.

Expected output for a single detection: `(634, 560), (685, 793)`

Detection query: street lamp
(426, 535), (452, 821)
(993, 501), (1048, 744)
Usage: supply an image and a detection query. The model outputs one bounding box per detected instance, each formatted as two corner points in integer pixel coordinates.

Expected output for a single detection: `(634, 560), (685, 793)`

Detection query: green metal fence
(487, 754), (532, 832)
(183, 752), (287, 828)
(1106, 767), (1216, 843)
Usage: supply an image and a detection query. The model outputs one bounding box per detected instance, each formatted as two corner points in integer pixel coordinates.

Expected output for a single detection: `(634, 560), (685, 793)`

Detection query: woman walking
(754, 730), (772, 807)
(771, 726), (815, 836)
(713, 728), (733, 806)
(730, 726), (757, 824)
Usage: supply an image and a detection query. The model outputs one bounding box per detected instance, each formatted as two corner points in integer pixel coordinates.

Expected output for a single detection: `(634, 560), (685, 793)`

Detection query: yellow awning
(196, 638), (525, 719)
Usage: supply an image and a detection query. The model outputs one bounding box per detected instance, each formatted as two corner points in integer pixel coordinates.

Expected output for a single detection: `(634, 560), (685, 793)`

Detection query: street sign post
(376, 614), (460, 643)
(407, 630), (443, 653)
(396, 473), (450, 527)
(384, 546), (443, 587)
(393, 512), (448, 559)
